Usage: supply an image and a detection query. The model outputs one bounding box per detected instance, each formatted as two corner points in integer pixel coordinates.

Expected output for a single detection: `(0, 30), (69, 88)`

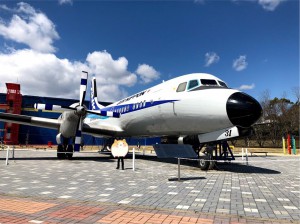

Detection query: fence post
(12, 145), (15, 159)
(5, 146), (10, 165)
(242, 148), (244, 160)
(132, 147), (135, 171)
(177, 158), (181, 181)
(246, 148), (249, 166)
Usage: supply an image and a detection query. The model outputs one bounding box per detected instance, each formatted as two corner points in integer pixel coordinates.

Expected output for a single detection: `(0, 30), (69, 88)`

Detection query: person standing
(111, 139), (128, 170)
(116, 156), (124, 170)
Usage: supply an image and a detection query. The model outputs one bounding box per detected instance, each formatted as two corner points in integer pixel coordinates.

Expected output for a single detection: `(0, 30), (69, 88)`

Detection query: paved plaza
(0, 149), (299, 223)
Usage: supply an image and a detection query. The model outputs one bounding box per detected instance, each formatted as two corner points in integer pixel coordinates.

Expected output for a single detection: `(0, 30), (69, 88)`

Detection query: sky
(0, 0), (298, 103)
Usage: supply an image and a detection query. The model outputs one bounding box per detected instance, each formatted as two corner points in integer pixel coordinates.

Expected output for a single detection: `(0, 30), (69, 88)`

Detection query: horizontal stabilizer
(153, 144), (198, 159)
(34, 103), (70, 111)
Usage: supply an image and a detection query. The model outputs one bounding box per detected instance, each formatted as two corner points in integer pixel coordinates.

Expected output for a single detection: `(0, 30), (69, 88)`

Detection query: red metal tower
(3, 83), (22, 145)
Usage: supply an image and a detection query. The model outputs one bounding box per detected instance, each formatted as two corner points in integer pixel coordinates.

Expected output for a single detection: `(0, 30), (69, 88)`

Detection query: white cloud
(58, 0), (73, 5)
(238, 83), (255, 90)
(0, 2), (160, 102)
(0, 49), (86, 99)
(194, 0), (205, 4)
(232, 0), (285, 11)
(86, 51), (137, 87)
(258, 0), (285, 11)
(232, 55), (248, 71)
(0, 49), (141, 101)
(96, 84), (128, 102)
(0, 2), (59, 53)
(204, 52), (220, 67)
(136, 64), (160, 84)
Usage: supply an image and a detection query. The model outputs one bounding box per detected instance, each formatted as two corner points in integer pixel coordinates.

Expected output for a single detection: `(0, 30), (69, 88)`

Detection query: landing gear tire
(208, 157), (216, 170)
(199, 154), (210, 170)
(66, 145), (73, 160)
(57, 144), (66, 159)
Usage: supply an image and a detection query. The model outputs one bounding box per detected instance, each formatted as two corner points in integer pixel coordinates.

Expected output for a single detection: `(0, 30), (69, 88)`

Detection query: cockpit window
(187, 79), (199, 90)
(218, 80), (228, 88)
(176, 82), (187, 92)
(200, 79), (218, 86)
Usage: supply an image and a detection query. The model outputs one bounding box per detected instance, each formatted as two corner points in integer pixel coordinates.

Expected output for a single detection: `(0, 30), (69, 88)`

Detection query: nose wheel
(198, 148), (215, 170)
(195, 141), (235, 170)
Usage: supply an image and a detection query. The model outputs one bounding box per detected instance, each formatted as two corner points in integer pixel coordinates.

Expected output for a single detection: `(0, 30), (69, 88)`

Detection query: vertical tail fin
(89, 76), (105, 110)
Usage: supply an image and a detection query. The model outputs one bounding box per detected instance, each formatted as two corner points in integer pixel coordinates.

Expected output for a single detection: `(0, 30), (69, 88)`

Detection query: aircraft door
(160, 97), (178, 132)
(148, 92), (164, 133)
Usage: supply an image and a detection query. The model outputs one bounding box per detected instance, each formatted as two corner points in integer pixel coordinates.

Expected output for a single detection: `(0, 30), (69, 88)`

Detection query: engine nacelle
(58, 111), (80, 139)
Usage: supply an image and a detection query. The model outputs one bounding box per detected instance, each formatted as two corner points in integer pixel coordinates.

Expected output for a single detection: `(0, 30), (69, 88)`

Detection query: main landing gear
(57, 138), (74, 159)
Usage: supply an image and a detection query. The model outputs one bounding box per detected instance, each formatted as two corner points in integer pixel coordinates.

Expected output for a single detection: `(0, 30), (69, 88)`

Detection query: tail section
(90, 76), (105, 110)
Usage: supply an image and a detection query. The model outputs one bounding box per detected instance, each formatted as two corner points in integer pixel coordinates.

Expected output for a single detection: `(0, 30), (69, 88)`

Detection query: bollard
(292, 137), (296, 155)
(5, 146), (10, 165)
(177, 158), (181, 181)
(282, 137), (286, 154)
(287, 134), (291, 154)
(132, 147), (135, 171)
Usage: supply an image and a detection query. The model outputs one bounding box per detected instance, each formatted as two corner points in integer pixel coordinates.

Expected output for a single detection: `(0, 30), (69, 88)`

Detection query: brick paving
(0, 149), (299, 223)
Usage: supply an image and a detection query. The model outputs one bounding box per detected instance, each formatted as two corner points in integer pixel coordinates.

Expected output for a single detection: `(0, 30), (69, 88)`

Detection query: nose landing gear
(195, 141), (235, 170)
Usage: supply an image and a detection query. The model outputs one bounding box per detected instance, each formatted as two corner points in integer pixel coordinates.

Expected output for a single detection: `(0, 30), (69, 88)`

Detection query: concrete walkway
(0, 149), (299, 223)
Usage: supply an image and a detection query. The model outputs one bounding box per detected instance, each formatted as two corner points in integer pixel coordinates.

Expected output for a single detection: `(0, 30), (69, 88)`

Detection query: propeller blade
(74, 118), (83, 152)
(80, 71), (88, 106)
(74, 71), (88, 152)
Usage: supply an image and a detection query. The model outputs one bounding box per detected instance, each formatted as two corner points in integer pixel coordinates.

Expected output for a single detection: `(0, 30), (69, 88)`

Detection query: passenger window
(176, 82), (187, 92)
(200, 79), (218, 86)
(187, 80), (199, 90)
(218, 81), (228, 88)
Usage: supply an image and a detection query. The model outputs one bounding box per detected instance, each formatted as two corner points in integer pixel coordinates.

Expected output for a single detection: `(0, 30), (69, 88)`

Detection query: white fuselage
(84, 73), (241, 137)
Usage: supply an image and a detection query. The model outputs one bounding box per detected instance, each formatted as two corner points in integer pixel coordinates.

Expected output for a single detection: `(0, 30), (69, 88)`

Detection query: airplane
(0, 72), (262, 166)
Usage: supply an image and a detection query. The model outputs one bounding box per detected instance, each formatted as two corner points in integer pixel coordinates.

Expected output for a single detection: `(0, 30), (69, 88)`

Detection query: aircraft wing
(0, 112), (122, 137)
(82, 124), (122, 137)
(0, 112), (60, 129)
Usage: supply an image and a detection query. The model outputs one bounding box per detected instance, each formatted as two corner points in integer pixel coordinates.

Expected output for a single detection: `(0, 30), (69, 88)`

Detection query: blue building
(0, 93), (159, 146)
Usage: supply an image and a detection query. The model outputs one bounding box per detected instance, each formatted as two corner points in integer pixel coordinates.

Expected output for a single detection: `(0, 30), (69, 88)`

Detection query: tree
(255, 90), (298, 147)
(292, 86), (300, 105)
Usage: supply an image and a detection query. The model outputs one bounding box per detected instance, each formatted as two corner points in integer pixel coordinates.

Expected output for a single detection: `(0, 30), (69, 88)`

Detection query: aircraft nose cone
(226, 92), (262, 127)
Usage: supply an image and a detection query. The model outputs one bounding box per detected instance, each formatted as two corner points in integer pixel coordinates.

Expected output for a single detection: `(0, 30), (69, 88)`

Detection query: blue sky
(0, 0), (298, 103)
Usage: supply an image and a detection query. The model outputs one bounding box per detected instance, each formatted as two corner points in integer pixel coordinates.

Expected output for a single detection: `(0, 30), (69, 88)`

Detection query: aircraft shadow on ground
(0, 154), (115, 163)
(168, 177), (206, 182)
(134, 154), (281, 175)
(0, 152), (281, 174)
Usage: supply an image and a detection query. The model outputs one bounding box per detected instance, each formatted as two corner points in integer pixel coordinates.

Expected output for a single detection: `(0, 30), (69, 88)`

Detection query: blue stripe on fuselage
(86, 99), (177, 119)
